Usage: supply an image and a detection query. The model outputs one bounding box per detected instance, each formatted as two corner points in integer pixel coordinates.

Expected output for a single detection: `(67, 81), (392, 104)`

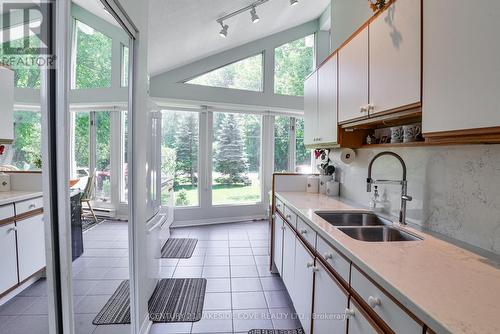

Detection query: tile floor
(0, 220), (300, 334)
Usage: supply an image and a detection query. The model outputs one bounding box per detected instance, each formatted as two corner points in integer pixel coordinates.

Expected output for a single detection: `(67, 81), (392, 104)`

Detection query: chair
(81, 172), (98, 224)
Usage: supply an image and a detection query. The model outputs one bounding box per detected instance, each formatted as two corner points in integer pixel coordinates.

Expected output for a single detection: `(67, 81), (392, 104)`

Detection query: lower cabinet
(312, 261), (348, 334)
(293, 237), (315, 334)
(282, 222), (296, 298)
(273, 214), (284, 275)
(346, 298), (382, 334)
(16, 214), (46, 282)
(0, 223), (18, 293)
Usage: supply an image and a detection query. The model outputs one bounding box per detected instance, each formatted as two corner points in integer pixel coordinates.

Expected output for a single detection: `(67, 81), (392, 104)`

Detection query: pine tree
(214, 114), (248, 184)
(174, 114), (198, 185)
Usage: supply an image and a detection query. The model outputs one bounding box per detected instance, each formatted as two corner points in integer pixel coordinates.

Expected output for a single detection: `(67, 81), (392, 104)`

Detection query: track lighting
(290, 0), (299, 6)
(219, 22), (229, 38)
(250, 7), (260, 23)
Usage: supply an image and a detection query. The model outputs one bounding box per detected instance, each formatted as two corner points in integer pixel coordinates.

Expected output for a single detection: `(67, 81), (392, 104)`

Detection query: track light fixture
(290, 0), (299, 6)
(250, 7), (260, 23)
(219, 22), (229, 38)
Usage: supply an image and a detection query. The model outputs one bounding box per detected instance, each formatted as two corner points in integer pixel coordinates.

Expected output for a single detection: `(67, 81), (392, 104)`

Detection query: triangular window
(185, 53), (263, 92)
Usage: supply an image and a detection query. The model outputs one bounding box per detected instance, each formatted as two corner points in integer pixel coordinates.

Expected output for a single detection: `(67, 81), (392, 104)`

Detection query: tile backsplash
(329, 145), (500, 255)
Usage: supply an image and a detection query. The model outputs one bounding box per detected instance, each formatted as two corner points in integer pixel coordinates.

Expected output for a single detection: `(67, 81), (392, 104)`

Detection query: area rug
(160, 238), (198, 258)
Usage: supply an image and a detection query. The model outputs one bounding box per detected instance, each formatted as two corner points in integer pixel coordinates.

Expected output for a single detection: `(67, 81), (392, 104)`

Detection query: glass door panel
(295, 118), (312, 173)
(274, 116), (291, 172)
(94, 111), (111, 203)
(212, 112), (262, 205)
(73, 112), (90, 189)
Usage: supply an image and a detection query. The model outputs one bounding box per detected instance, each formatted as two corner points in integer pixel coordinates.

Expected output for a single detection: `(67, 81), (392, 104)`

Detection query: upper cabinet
(339, 29), (369, 123)
(369, 0), (421, 116)
(0, 67), (14, 143)
(423, 0), (500, 141)
(303, 71), (318, 146)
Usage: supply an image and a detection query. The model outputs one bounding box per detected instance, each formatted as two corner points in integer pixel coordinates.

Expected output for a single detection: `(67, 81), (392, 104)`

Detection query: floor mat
(160, 238), (198, 258)
(149, 278), (206, 322)
(249, 329), (305, 334)
(92, 280), (130, 325)
(82, 216), (105, 232)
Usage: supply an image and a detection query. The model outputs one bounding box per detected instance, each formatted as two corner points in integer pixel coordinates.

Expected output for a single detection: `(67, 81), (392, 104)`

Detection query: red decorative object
(0, 145), (5, 155)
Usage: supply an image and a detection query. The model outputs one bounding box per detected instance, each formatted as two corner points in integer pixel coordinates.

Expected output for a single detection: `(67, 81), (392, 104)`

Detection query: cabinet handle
(324, 252), (334, 260)
(281, 226), (285, 231)
(360, 106), (367, 113)
(311, 266), (319, 272)
(286, 214), (292, 219)
(300, 229), (307, 235)
(344, 308), (355, 319)
(368, 296), (381, 308)
(8, 226), (18, 233)
(317, 137), (322, 142)
(368, 104), (375, 112)
(29, 204), (36, 209)
(306, 262), (314, 268)
(271, 214), (276, 220)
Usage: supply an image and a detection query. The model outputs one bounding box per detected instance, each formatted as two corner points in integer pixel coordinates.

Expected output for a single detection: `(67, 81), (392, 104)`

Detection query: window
(186, 54), (264, 92)
(274, 116), (291, 172)
(161, 110), (199, 207)
(212, 112), (261, 205)
(0, 111), (42, 170)
(121, 111), (128, 203)
(73, 20), (112, 89)
(0, 35), (41, 88)
(274, 34), (315, 96)
(121, 45), (129, 87)
(295, 118), (312, 173)
(95, 112), (112, 203)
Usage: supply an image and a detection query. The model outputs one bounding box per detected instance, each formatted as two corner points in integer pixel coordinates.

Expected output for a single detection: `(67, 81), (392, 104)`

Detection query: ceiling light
(290, 0), (299, 6)
(219, 23), (229, 38)
(250, 7), (260, 23)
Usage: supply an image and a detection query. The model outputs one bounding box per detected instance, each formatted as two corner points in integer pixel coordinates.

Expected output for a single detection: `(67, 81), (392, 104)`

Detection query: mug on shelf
(390, 126), (403, 143)
(403, 123), (422, 143)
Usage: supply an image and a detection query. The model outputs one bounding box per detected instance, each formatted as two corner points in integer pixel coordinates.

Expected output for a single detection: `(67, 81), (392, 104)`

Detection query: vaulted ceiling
(148, 0), (330, 76)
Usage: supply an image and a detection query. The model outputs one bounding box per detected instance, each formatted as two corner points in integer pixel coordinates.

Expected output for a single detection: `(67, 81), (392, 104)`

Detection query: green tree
(0, 35), (41, 88)
(242, 115), (260, 172)
(274, 116), (290, 172)
(174, 114), (198, 185)
(11, 111), (42, 169)
(75, 113), (90, 168)
(214, 114), (248, 184)
(295, 118), (310, 169)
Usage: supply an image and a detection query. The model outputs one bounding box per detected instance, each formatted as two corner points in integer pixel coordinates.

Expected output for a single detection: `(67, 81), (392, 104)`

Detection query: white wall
(330, 145), (500, 256)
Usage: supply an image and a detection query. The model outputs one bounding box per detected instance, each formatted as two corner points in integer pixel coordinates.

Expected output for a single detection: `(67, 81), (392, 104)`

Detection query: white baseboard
(139, 314), (153, 334)
(172, 215), (267, 228)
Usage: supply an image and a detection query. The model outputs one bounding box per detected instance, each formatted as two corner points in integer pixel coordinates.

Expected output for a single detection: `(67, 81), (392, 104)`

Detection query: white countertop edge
(0, 191), (43, 206)
(275, 192), (454, 334)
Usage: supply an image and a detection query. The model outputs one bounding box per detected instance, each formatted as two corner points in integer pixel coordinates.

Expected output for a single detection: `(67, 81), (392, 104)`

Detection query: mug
(403, 123), (422, 143)
(390, 126), (403, 143)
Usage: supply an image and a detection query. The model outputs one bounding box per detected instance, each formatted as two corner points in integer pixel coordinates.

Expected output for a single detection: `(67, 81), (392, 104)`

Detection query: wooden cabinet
(369, 0), (421, 115)
(423, 0), (500, 136)
(0, 222), (18, 293)
(312, 261), (348, 334)
(339, 29), (369, 123)
(0, 67), (14, 143)
(303, 71), (318, 146)
(317, 55), (338, 145)
(282, 221), (296, 299)
(293, 237), (314, 334)
(273, 214), (284, 275)
(346, 299), (382, 334)
(16, 214), (46, 282)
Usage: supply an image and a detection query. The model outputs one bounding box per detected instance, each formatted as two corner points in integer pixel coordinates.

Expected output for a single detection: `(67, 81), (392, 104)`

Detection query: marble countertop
(0, 191), (43, 206)
(276, 191), (500, 334)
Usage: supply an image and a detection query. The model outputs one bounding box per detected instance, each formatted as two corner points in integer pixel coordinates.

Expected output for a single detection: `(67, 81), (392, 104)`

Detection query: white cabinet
(317, 55), (338, 144)
(293, 237), (314, 334)
(369, 0), (421, 115)
(423, 0), (500, 134)
(339, 29), (369, 123)
(0, 67), (14, 142)
(273, 214), (284, 275)
(16, 214), (46, 282)
(282, 222), (296, 299)
(346, 299), (381, 334)
(0, 222), (18, 293)
(312, 261), (348, 334)
(316, 236), (350, 283)
(304, 71), (318, 146)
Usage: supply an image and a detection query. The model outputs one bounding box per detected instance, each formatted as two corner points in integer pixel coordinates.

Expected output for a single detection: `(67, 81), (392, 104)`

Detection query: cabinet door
(423, 0), (500, 133)
(0, 223), (18, 293)
(17, 215), (46, 281)
(312, 261), (348, 334)
(0, 68), (14, 142)
(273, 214), (284, 275)
(293, 237), (314, 334)
(303, 71), (318, 146)
(339, 29), (369, 123)
(317, 54), (338, 145)
(282, 222), (296, 300)
(346, 299), (381, 334)
(369, 0), (421, 115)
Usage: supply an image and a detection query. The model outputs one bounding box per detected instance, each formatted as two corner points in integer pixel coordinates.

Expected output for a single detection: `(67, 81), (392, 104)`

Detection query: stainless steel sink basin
(315, 211), (391, 227)
(338, 226), (421, 242)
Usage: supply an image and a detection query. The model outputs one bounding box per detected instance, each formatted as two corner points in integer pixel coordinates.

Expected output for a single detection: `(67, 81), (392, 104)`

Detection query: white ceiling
(148, 0), (330, 76)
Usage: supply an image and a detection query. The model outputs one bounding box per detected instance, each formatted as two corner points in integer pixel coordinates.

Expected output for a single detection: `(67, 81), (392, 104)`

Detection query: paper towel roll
(332, 148), (356, 164)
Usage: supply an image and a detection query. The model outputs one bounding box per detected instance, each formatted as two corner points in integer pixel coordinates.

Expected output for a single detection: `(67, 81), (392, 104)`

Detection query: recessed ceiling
(148, 0), (330, 76)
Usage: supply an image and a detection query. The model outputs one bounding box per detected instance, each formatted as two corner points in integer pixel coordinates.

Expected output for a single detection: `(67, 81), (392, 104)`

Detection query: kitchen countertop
(276, 191), (500, 334)
(0, 191), (43, 206)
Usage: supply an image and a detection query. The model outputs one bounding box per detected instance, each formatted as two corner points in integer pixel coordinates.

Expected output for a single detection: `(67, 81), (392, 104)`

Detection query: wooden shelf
(358, 141), (428, 149)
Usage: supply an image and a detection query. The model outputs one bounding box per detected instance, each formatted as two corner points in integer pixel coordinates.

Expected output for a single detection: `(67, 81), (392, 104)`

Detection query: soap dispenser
(369, 186), (380, 209)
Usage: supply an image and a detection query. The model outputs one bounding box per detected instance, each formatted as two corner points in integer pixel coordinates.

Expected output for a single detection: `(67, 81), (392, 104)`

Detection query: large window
(161, 110), (199, 207)
(212, 112), (261, 205)
(295, 118), (312, 173)
(274, 116), (291, 172)
(273, 116), (312, 173)
(74, 112), (90, 187)
(95, 112), (111, 203)
(121, 111), (129, 203)
(73, 20), (112, 89)
(121, 45), (129, 87)
(0, 35), (41, 88)
(274, 34), (315, 96)
(0, 111), (42, 170)
(186, 54), (264, 92)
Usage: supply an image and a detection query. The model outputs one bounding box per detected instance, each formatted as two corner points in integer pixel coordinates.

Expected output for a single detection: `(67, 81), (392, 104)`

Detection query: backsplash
(329, 145), (500, 255)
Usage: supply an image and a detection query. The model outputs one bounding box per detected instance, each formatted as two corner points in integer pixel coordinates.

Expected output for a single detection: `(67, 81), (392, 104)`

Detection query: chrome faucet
(366, 152), (412, 225)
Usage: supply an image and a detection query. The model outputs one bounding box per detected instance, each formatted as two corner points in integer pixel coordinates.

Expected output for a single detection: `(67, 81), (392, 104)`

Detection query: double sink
(315, 212), (421, 242)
